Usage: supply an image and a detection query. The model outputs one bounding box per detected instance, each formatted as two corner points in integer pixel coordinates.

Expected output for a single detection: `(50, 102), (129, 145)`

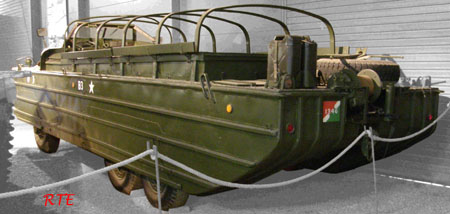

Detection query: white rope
(0, 149), (153, 199)
(373, 102), (450, 143)
(1, 133), (366, 198)
(156, 131), (368, 189)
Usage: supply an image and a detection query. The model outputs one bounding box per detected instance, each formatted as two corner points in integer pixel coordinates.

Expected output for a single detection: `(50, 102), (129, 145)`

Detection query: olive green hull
(12, 71), (347, 195)
(14, 71), (439, 195)
(296, 87), (440, 172)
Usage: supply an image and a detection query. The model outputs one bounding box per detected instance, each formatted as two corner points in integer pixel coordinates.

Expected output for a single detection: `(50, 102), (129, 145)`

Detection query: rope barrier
(0, 149), (153, 199)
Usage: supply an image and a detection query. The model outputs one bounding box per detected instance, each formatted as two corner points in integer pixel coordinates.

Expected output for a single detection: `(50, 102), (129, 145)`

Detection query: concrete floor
(2, 118), (450, 214)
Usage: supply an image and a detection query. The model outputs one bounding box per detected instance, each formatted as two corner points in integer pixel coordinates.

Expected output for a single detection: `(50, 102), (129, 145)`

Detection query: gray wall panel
(0, 0), (32, 70)
(287, 0), (450, 96)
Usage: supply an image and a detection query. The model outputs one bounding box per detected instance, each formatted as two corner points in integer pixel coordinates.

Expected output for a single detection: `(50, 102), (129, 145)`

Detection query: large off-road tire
(33, 127), (60, 153)
(104, 159), (142, 195)
(142, 177), (189, 211)
(317, 59), (401, 83)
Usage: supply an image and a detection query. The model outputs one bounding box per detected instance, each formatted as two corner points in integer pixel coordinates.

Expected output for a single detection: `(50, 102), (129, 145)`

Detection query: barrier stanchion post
(369, 127), (378, 214)
(147, 142), (162, 214)
(153, 145), (162, 214)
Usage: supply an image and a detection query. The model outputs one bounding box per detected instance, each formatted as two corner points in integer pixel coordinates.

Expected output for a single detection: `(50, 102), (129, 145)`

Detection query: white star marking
(89, 81), (95, 94)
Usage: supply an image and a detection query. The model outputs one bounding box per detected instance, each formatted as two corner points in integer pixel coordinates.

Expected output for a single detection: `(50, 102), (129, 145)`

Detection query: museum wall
(0, 0), (33, 70)
(286, 0), (450, 97)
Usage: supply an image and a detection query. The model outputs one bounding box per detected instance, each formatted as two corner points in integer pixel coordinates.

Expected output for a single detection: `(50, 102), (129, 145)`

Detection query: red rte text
(43, 194), (75, 206)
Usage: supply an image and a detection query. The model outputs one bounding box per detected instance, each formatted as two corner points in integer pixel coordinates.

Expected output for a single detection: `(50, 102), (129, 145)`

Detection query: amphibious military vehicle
(13, 4), (440, 210)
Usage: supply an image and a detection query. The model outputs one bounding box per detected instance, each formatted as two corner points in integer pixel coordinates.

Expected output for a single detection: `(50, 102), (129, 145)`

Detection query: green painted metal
(92, 17), (182, 49)
(192, 4), (335, 53)
(156, 10), (252, 53)
(121, 14), (216, 52)
(267, 35), (317, 89)
(14, 4), (440, 197)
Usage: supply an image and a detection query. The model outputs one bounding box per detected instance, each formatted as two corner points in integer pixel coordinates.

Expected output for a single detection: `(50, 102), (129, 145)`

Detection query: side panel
(14, 72), (284, 195)
(47, 51), (267, 82)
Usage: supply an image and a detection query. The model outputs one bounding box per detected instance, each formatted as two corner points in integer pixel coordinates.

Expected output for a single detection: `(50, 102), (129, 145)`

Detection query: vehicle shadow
(3, 141), (153, 214)
(187, 166), (388, 212)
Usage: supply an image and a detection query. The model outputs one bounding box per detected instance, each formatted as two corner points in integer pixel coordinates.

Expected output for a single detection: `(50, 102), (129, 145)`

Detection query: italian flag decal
(323, 101), (341, 123)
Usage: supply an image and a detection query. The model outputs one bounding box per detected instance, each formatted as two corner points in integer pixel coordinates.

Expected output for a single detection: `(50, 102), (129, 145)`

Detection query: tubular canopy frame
(193, 4), (335, 53)
(121, 14), (218, 52)
(155, 9), (252, 53)
(91, 16), (181, 49)
(63, 4), (336, 54)
(70, 20), (175, 52)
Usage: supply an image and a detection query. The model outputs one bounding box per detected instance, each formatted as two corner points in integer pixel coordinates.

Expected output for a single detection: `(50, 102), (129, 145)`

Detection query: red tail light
(287, 124), (295, 134)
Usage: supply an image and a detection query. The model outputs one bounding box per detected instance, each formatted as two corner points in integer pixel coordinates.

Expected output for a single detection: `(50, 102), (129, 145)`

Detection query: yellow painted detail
(226, 104), (233, 113)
